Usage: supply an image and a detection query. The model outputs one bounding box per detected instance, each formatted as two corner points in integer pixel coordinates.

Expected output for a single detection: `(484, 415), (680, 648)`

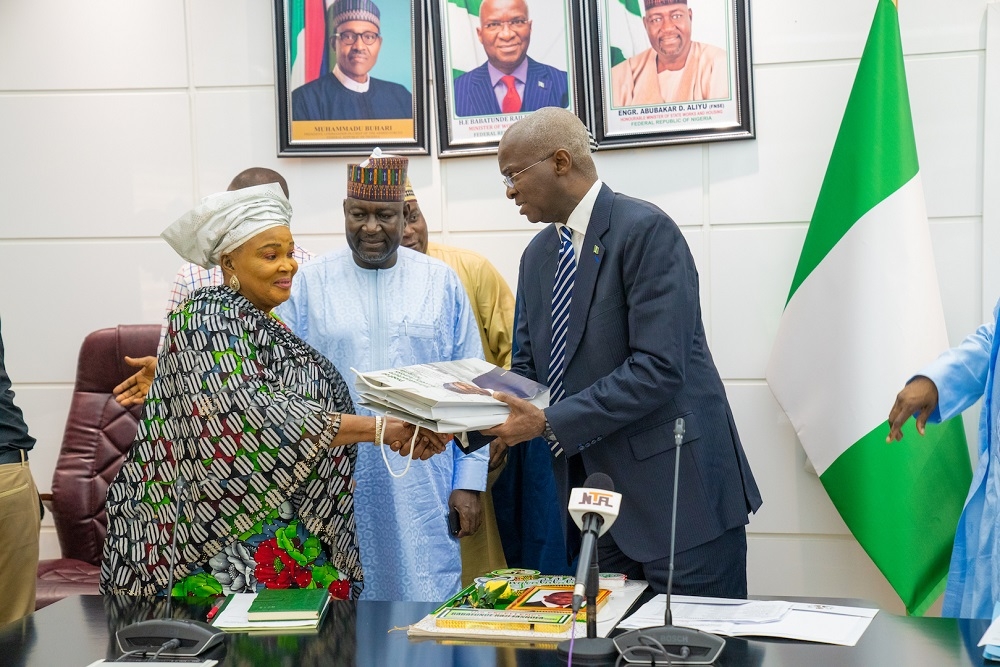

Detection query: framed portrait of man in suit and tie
(272, 0), (429, 155)
(589, 0), (755, 149)
(429, 0), (586, 156)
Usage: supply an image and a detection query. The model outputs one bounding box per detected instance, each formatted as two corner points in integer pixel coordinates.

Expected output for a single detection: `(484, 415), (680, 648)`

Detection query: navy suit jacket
(453, 57), (569, 117)
(511, 184), (762, 563)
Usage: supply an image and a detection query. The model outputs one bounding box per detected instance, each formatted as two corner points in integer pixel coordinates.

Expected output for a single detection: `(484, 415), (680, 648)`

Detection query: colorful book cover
(434, 574), (584, 614)
(506, 585), (611, 620)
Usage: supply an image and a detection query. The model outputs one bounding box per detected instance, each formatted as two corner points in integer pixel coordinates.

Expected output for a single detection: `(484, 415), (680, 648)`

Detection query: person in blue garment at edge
(889, 298), (1000, 619)
(275, 150), (489, 603)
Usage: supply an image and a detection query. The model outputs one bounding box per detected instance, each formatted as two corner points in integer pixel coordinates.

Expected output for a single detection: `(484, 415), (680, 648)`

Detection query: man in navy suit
(484, 108), (762, 597)
(453, 0), (569, 118)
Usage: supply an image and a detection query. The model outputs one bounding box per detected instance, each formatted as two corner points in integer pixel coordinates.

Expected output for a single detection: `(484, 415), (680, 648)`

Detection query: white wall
(0, 0), (993, 615)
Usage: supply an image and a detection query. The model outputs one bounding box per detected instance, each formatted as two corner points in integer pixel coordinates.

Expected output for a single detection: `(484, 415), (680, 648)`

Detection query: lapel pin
(593, 245), (600, 255)
(538, 81), (546, 88)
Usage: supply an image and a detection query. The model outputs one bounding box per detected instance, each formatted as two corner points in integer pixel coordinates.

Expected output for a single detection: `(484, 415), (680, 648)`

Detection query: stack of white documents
(353, 358), (548, 432)
(617, 595), (878, 647)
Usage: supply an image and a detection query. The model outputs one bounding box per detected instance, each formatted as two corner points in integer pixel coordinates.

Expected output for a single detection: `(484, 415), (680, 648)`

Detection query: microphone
(556, 472), (622, 664)
(115, 475), (226, 659)
(568, 473), (621, 614)
(612, 418), (726, 664)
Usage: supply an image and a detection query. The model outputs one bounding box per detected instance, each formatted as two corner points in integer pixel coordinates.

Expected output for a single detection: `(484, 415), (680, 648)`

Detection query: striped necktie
(548, 226), (576, 455)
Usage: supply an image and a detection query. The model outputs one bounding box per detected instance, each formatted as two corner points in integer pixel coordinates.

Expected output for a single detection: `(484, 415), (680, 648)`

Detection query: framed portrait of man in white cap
(273, 0), (429, 155)
(589, 0), (755, 149)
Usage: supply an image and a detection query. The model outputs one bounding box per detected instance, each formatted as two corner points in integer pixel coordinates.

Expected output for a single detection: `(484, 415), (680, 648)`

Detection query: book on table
(245, 588), (330, 622)
(408, 578), (649, 643)
(434, 607), (574, 633)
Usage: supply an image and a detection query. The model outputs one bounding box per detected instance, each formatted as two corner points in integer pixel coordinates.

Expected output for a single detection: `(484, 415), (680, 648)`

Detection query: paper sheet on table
(618, 595), (878, 646)
(619, 595), (788, 626)
(674, 599), (792, 622)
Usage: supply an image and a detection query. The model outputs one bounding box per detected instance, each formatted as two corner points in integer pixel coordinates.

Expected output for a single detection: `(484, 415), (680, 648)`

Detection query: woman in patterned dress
(100, 183), (446, 600)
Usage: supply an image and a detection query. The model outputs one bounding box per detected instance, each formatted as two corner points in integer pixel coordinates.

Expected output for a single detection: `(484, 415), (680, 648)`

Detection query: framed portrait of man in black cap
(428, 0), (587, 157)
(588, 0), (755, 149)
(273, 0), (428, 155)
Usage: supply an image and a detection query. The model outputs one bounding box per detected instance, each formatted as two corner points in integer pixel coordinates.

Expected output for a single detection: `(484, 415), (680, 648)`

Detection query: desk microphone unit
(115, 476), (226, 658)
(556, 472), (622, 664)
(612, 418), (725, 665)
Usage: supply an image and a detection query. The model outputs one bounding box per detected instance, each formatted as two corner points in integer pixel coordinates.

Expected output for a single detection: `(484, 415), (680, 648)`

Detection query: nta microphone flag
(765, 0), (971, 616)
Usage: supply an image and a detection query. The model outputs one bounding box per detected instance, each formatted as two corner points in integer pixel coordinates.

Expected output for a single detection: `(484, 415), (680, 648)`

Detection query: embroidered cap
(328, 0), (380, 30)
(161, 182), (292, 268)
(404, 178), (417, 202)
(347, 148), (408, 203)
(644, 0), (687, 8)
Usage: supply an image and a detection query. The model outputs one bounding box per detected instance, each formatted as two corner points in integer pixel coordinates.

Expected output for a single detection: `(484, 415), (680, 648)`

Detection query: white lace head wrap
(161, 182), (293, 268)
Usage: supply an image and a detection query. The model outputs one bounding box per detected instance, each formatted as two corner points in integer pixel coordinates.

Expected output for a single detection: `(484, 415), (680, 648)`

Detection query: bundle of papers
(211, 592), (328, 633)
(353, 359), (549, 432)
(617, 595), (878, 647)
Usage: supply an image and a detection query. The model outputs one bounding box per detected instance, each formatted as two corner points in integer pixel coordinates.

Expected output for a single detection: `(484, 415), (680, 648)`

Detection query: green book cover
(246, 588), (330, 621)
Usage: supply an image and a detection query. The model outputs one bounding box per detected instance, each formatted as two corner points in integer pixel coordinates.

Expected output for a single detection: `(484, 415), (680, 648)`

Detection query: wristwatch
(542, 420), (564, 456)
(542, 420), (560, 447)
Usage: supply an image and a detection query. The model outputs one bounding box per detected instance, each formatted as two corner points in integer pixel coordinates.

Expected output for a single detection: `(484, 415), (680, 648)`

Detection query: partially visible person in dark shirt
(0, 317), (40, 624)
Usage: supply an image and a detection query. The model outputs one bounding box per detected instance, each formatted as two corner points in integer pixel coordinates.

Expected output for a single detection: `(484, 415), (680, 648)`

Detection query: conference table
(0, 594), (995, 666)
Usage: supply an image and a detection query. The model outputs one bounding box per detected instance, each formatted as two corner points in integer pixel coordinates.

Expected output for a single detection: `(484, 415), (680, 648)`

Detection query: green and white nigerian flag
(608, 0), (648, 67)
(765, 0), (971, 616)
(447, 0), (485, 78)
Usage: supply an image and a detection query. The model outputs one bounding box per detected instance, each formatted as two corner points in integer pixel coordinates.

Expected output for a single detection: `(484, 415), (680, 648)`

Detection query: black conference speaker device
(116, 617), (226, 658)
(556, 472), (623, 664)
(115, 477), (226, 658)
(613, 418), (726, 665)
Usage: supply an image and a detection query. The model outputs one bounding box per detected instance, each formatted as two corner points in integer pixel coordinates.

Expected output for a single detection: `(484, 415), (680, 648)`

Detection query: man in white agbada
(276, 152), (488, 602)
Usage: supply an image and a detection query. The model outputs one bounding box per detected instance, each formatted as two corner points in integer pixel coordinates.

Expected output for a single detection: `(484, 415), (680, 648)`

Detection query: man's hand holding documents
(353, 359), (549, 434)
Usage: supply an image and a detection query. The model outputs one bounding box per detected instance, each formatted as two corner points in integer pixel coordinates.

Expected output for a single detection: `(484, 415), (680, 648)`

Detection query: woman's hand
(381, 419), (450, 460)
(113, 356), (157, 406)
(381, 418), (415, 451)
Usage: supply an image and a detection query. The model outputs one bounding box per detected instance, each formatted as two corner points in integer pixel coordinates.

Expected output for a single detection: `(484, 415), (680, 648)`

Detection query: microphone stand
(612, 419), (725, 665)
(115, 476), (226, 658)
(586, 546), (600, 640)
(164, 477), (188, 621)
(557, 512), (617, 663)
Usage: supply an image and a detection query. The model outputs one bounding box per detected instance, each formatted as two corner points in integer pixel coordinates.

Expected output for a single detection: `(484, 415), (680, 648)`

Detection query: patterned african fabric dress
(100, 286), (363, 600)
